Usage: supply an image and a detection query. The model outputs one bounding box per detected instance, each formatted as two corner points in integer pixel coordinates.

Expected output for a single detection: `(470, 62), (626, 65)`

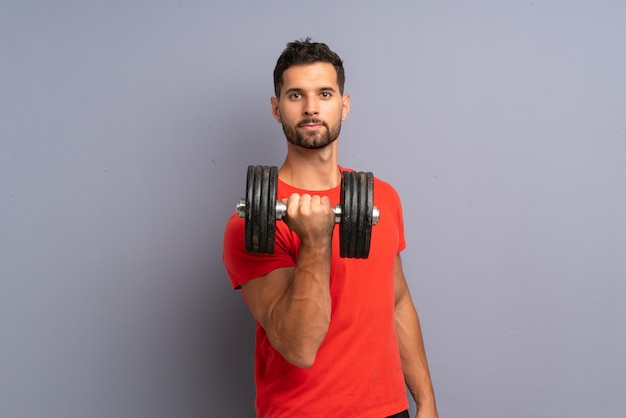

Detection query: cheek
(277, 107), (296, 123)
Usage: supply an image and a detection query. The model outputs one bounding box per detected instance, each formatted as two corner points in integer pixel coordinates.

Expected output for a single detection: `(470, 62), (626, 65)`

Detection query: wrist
(416, 396), (437, 415)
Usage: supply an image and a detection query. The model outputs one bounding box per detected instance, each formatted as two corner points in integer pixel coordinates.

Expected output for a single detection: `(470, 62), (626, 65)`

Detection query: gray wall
(1, 1), (624, 417)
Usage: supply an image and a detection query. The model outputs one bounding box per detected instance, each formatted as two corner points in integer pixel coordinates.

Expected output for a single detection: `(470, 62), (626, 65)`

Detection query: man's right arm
(241, 193), (335, 368)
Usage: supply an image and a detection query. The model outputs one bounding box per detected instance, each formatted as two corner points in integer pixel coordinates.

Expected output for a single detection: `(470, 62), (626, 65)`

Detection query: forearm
(267, 240), (332, 367)
(395, 297), (437, 415)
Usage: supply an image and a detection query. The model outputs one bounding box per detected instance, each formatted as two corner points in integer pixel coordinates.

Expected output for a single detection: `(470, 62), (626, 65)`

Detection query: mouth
(297, 119), (326, 129)
(299, 124), (322, 130)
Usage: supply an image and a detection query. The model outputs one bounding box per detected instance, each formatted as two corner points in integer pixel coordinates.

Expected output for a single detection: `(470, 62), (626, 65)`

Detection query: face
(271, 62), (350, 150)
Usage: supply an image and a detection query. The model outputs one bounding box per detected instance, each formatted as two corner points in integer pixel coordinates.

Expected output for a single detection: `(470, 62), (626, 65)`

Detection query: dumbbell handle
(236, 199), (380, 225)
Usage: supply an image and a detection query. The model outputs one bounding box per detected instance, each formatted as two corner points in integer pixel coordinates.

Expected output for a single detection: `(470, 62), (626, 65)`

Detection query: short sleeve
(222, 213), (298, 289)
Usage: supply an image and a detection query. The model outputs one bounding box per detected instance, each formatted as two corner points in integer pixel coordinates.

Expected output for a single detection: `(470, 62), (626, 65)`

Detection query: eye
(289, 92), (302, 100)
(320, 91), (332, 98)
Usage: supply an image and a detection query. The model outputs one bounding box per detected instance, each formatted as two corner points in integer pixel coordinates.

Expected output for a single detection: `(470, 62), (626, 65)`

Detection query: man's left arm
(394, 254), (438, 418)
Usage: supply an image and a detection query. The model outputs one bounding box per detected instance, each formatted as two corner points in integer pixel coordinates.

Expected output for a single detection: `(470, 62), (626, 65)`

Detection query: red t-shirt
(223, 168), (409, 417)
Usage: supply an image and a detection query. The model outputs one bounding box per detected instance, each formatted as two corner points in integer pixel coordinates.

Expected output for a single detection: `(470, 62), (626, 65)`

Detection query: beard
(282, 117), (342, 150)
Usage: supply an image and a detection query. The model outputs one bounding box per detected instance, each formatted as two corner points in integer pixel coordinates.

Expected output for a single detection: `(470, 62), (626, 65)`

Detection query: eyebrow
(284, 86), (338, 95)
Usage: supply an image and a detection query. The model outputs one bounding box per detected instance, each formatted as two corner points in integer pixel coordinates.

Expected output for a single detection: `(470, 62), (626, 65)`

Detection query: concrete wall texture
(1, 1), (624, 417)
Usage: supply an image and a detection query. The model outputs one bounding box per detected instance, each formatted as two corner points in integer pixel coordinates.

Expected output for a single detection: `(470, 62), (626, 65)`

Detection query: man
(223, 38), (438, 418)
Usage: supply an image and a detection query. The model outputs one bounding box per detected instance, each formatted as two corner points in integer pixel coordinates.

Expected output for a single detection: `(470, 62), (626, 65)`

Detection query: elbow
(269, 311), (331, 368)
(272, 332), (327, 368)
(282, 347), (319, 369)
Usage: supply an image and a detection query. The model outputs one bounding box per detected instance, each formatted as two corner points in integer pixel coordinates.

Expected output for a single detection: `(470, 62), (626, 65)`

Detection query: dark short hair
(273, 37), (345, 97)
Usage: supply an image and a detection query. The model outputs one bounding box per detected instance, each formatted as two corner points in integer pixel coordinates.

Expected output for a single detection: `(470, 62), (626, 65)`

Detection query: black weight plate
(250, 165), (263, 252)
(340, 171), (360, 258)
(354, 172), (374, 259)
(339, 171), (352, 258)
(259, 167), (270, 253)
(266, 166), (278, 253)
(355, 172), (367, 258)
(244, 165), (278, 254)
(361, 172), (374, 259)
(348, 172), (359, 258)
(339, 171), (375, 259)
(244, 165), (254, 252)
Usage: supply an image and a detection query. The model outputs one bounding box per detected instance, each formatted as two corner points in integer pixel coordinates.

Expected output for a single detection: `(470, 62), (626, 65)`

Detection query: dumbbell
(235, 165), (380, 259)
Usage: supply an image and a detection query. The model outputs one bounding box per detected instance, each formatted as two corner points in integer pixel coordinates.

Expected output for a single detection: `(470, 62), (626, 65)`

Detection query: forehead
(280, 62), (339, 92)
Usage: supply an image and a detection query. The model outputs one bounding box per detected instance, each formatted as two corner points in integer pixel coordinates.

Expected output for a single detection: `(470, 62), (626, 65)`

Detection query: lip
(299, 123), (323, 129)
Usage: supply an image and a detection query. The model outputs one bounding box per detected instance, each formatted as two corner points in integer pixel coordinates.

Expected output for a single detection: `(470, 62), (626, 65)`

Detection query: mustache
(297, 118), (328, 128)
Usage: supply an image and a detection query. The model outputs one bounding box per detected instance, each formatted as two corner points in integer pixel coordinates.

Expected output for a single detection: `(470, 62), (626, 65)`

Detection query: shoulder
(372, 174), (403, 210)
(374, 175), (400, 198)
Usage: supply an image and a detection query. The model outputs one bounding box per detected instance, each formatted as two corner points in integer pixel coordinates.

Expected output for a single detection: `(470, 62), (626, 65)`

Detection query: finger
(286, 193), (300, 208)
(297, 194), (313, 216)
(309, 194), (322, 206)
(299, 193), (312, 205)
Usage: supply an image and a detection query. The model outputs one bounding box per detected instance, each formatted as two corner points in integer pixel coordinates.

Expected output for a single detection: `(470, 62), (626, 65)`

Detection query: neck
(279, 142), (341, 190)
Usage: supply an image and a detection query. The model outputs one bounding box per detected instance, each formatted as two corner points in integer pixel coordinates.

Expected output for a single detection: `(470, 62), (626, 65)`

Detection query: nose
(303, 97), (319, 116)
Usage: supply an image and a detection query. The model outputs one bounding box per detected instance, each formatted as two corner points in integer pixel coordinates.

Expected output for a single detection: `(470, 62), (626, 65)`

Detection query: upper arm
(394, 254), (411, 307)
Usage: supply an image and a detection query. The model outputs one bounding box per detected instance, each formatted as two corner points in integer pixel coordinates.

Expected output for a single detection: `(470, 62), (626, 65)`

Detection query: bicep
(241, 267), (294, 329)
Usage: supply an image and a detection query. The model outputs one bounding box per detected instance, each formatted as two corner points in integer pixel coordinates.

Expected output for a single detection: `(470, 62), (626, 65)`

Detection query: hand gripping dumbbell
(235, 165), (380, 259)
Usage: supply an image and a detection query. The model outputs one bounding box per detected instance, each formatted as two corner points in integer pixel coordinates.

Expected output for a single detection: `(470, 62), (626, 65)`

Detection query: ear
(271, 97), (282, 123)
(341, 93), (351, 121)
